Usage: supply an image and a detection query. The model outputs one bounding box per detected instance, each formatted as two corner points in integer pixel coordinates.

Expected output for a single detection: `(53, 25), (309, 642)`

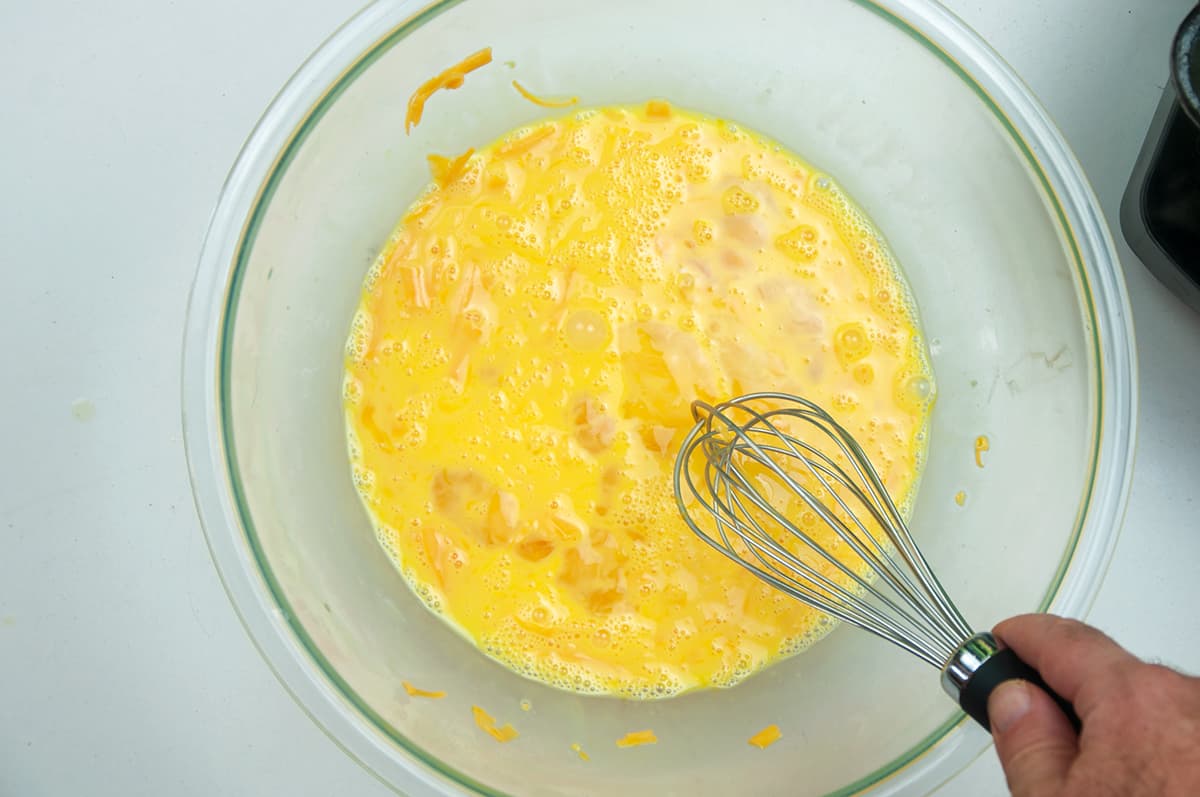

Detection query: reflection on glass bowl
(182, 1), (1137, 794)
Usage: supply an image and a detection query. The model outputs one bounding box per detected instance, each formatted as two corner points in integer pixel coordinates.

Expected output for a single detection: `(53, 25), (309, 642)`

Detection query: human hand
(987, 614), (1200, 796)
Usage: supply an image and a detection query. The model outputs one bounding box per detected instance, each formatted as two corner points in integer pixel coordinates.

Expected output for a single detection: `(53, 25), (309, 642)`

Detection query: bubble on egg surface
(563, 309), (611, 351)
(342, 102), (934, 699)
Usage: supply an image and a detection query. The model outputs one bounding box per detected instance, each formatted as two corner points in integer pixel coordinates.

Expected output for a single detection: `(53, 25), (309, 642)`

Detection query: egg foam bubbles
(344, 101), (934, 698)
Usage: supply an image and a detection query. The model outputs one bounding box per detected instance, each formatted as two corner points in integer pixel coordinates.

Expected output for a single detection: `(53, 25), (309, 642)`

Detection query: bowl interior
(214, 0), (1112, 794)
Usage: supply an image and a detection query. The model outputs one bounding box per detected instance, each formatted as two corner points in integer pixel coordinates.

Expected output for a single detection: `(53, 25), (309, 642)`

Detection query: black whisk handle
(944, 633), (1082, 733)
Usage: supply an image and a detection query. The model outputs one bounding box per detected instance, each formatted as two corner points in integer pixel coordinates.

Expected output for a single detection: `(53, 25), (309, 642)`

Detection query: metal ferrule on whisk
(940, 632), (1001, 701)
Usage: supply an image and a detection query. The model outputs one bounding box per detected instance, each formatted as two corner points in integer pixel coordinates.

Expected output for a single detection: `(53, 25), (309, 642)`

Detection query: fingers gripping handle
(960, 647), (1082, 732)
(942, 633), (1082, 733)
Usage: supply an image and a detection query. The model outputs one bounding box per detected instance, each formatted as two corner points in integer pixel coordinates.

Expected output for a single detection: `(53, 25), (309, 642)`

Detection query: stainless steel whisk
(673, 391), (1079, 731)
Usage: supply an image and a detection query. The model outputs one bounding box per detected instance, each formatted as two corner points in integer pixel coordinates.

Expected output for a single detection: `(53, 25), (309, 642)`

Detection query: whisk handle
(960, 648), (1082, 733)
(944, 633), (1082, 733)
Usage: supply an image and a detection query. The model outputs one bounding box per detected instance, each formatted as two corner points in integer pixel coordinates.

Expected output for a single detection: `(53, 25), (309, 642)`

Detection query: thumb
(988, 679), (1078, 797)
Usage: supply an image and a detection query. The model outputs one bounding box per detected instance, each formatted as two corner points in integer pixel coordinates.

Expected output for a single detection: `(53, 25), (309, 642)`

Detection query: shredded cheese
(616, 730), (657, 748)
(748, 724), (782, 749)
(472, 705), (519, 742)
(496, 124), (556, 158)
(426, 147), (475, 187)
(511, 79), (579, 108)
(405, 47), (493, 133)
(401, 680), (446, 699)
(974, 435), (990, 468)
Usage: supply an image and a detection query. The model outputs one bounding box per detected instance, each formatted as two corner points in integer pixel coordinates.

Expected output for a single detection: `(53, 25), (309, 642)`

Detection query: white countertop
(2, 1), (1198, 794)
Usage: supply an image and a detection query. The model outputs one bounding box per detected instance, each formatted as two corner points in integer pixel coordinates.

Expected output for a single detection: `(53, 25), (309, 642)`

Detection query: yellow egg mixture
(344, 101), (933, 698)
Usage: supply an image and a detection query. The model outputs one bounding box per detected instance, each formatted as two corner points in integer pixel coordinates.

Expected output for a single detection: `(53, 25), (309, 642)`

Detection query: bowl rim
(181, 0), (1139, 794)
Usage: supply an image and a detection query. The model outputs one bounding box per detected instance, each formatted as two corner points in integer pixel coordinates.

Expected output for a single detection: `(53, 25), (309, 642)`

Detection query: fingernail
(989, 680), (1031, 733)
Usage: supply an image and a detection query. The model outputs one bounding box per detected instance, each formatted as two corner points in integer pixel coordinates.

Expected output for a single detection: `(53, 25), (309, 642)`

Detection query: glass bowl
(182, 0), (1137, 794)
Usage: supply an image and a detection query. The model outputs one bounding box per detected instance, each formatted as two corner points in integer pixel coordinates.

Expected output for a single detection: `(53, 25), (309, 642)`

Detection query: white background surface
(2, 1), (1198, 795)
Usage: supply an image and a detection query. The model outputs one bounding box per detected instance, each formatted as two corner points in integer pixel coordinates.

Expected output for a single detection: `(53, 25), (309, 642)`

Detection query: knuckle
(1003, 736), (1073, 777)
(1127, 663), (1190, 704)
(1056, 616), (1109, 648)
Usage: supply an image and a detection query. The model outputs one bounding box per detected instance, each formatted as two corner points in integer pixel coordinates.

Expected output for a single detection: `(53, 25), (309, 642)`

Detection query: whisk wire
(690, 458), (952, 666)
(698, 417), (962, 660)
(703, 398), (965, 647)
(710, 473), (954, 665)
(755, 429), (970, 652)
(735, 429), (948, 627)
(826, 418), (972, 640)
(675, 392), (973, 667)
(752, 393), (971, 640)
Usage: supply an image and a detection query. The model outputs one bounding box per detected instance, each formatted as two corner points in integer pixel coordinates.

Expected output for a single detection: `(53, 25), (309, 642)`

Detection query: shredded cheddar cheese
(616, 730), (658, 748)
(974, 435), (990, 468)
(748, 724), (782, 749)
(426, 148), (475, 187)
(346, 102), (935, 699)
(645, 99), (672, 119)
(405, 47), (493, 133)
(511, 79), (579, 108)
(495, 124), (555, 157)
(401, 680), (446, 699)
(472, 705), (519, 742)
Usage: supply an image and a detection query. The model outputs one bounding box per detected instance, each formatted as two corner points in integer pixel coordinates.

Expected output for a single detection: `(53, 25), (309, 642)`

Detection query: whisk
(673, 391), (1079, 731)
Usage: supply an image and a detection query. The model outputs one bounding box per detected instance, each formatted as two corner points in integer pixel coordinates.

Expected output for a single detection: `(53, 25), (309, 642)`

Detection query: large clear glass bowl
(182, 1), (1137, 794)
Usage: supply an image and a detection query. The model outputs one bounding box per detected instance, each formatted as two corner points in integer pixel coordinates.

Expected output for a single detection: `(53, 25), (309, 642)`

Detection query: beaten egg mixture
(344, 101), (933, 698)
